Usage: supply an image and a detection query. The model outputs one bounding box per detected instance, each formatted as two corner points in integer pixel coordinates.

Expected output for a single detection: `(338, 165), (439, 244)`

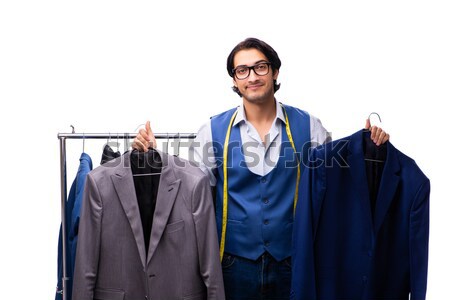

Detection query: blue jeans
(221, 252), (291, 300)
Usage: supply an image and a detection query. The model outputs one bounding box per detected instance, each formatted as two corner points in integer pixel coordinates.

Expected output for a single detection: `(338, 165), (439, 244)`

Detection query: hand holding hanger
(132, 121), (157, 152)
(364, 113), (390, 146)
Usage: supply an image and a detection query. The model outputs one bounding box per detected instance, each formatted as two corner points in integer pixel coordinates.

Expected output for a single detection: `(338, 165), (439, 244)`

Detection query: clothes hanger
(130, 129), (162, 177)
(70, 125), (86, 153)
(123, 133), (126, 152)
(132, 173), (162, 177)
(364, 112), (386, 163)
(162, 132), (169, 154)
(124, 132), (129, 152)
(174, 132), (181, 157)
(131, 148), (163, 177)
(368, 112), (382, 128)
(364, 157), (385, 163)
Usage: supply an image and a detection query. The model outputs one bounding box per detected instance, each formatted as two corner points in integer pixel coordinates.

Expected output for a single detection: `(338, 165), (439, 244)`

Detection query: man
(132, 37), (389, 299)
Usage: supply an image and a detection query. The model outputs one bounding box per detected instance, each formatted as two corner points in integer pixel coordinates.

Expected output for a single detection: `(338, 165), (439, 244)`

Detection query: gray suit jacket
(72, 151), (225, 300)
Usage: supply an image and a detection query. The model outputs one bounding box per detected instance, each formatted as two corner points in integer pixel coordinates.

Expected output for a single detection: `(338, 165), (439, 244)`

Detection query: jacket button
(261, 178), (267, 183)
(264, 220), (269, 225)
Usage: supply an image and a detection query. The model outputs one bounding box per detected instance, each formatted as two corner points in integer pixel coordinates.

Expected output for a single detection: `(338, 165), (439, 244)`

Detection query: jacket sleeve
(72, 173), (103, 300)
(291, 148), (325, 300)
(192, 174), (226, 300)
(69, 167), (91, 277)
(409, 179), (430, 300)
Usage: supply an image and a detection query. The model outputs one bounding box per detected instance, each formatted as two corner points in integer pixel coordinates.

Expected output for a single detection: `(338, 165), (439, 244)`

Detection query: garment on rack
(100, 144), (121, 165)
(56, 153), (92, 300)
(130, 149), (162, 253)
(291, 129), (430, 300)
(72, 150), (225, 300)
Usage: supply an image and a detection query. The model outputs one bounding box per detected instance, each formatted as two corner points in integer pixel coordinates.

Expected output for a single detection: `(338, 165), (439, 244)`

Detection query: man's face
(233, 48), (278, 104)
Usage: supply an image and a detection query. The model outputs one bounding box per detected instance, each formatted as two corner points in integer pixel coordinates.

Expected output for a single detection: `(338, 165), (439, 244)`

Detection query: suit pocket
(166, 220), (184, 233)
(165, 219), (185, 233)
(94, 288), (125, 300)
(182, 290), (205, 300)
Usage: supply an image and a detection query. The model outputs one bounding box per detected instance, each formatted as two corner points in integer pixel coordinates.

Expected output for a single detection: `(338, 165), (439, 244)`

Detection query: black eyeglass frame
(232, 62), (272, 80)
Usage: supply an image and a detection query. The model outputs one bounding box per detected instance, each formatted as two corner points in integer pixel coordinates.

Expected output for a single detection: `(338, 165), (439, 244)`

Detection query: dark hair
(227, 37), (281, 96)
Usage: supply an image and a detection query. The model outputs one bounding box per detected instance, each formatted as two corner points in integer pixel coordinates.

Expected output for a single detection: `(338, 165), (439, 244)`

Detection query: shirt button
(264, 220), (269, 225)
(263, 198), (269, 204)
(265, 241), (270, 246)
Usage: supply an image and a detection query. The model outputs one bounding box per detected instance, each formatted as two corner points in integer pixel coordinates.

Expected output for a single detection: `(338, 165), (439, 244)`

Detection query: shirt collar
(233, 100), (286, 127)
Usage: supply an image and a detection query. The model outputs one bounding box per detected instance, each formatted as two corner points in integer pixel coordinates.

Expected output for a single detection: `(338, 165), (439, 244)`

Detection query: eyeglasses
(232, 62), (271, 80)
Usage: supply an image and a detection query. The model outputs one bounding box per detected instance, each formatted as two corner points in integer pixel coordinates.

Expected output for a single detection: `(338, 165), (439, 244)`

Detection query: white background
(1, 0), (448, 298)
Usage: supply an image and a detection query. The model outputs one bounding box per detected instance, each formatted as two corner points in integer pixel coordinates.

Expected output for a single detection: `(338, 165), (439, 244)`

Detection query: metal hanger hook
(163, 132), (169, 153)
(124, 132), (129, 151)
(176, 133), (181, 156)
(368, 112), (382, 125)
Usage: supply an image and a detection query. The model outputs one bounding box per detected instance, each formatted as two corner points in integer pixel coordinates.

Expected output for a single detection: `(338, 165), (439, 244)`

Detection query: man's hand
(365, 119), (390, 146)
(132, 121), (157, 152)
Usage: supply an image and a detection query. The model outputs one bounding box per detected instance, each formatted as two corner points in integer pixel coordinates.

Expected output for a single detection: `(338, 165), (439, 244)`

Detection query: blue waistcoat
(211, 104), (311, 261)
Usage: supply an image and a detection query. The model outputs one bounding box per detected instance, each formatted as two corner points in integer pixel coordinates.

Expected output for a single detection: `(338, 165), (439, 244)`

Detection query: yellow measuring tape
(220, 109), (238, 261)
(282, 104), (301, 213)
(219, 104), (301, 261)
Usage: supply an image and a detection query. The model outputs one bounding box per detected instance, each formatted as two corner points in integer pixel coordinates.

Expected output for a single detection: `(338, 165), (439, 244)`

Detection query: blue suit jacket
(56, 153), (92, 300)
(291, 130), (430, 300)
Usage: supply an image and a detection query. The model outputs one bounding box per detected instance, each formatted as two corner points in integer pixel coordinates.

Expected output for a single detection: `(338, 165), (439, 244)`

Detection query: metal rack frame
(57, 132), (196, 300)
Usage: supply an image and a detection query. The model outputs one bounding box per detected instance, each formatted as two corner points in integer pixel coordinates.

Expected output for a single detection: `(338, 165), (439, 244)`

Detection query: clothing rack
(57, 132), (196, 300)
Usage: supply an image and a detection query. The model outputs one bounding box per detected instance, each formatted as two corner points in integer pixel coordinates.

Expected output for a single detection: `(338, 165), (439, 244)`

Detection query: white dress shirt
(189, 101), (331, 186)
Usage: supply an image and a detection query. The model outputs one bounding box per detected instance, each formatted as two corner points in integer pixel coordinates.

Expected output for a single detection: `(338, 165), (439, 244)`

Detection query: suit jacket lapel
(111, 153), (147, 269)
(373, 142), (400, 235)
(146, 151), (181, 266)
